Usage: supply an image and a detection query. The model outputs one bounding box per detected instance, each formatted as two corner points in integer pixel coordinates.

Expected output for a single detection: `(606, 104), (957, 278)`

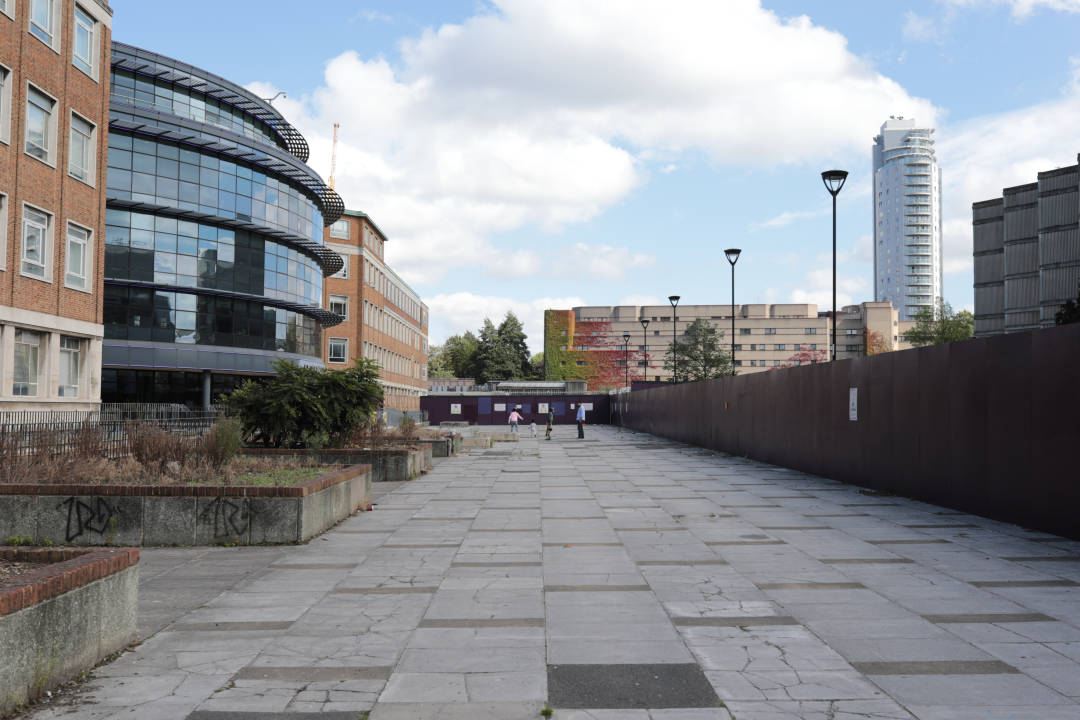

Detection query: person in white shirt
(576, 403), (586, 439)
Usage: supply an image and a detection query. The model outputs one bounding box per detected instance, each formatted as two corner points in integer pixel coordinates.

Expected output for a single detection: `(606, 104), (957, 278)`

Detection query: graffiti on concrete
(59, 497), (117, 542)
(200, 497), (250, 538)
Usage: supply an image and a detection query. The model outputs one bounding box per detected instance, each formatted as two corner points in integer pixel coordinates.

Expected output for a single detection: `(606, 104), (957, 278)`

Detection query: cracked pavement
(22, 425), (1080, 720)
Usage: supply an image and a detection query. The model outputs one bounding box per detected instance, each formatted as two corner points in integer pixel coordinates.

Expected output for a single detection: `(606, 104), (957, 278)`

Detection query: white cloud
(944, 0), (1080, 18)
(350, 9), (394, 23)
(425, 292), (584, 351)
(619, 294), (663, 307)
(902, 11), (945, 43)
(255, 0), (935, 283)
(569, 243), (655, 280)
(756, 206), (829, 229)
(789, 268), (869, 309)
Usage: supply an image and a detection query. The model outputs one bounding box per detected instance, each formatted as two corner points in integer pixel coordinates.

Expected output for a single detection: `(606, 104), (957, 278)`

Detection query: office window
(329, 294), (348, 318)
(806, 328), (817, 334)
(774, 344), (785, 351)
(0, 1), (12, 19)
(72, 5), (96, 77)
(809, 344), (817, 350)
(25, 84), (56, 164)
(653, 330), (660, 336)
(69, 112), (95, 183)
(29, 0), (58, 48)
(328, 337), (348, 363)
(773, 360), (780, 366)
(845, 328), (859, 335)
(331, 255), (348, 278)
(329, 218), (350, 239)
(59, 336), (81, 397)
(65, 222), (90, 290)
(21, 205), (51, 279)
(13, 329), (42, 396)
(732, 344), (742, 351)
(793, 344), (801, 351)
(764, 328), (776, 335)
(0, 65), (10, 145)
(734, 360), (742, 367)
(739, 328), (751, 335)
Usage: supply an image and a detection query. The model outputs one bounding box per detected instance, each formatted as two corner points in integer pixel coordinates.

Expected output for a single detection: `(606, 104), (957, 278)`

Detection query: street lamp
(622, 332), (631, 388)
(821, 169), (848, 363)
(639, 318), (650, 383)
(725, 248), (741, 376)
(668, 295), (680, 383)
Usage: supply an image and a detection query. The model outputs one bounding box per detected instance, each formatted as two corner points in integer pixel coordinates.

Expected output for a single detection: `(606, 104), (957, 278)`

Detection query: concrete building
(101, 43), (344, 405)
(0, 0), (113, 410)
(973, 158), (1080, 337)
(544, 302), (912, 387)
(873, 116), (943, 320)
(324, 210), (428, 411)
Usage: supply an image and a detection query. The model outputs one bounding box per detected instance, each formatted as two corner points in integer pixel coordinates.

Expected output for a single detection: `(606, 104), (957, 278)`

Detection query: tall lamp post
(725, 248), (741, 376)
(821, 170), (848, 362)
(668, 295), (680, 383)
(639, 318), (650, 383)
(622, 332), (631, 388)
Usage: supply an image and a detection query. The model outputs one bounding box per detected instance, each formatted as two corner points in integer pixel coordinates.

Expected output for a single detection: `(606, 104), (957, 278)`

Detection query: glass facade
(106, 135), (323, 245)
(104, 285), (321, 356)
(103, 44), (342, 404)
(104, 209), (323, 307)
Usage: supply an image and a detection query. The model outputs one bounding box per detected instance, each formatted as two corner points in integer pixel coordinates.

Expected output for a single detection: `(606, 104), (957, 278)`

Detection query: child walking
(529, 419), (537, 437)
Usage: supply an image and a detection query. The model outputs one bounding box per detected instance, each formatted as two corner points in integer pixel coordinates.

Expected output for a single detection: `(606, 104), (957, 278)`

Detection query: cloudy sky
(114, 0), (1080, 349)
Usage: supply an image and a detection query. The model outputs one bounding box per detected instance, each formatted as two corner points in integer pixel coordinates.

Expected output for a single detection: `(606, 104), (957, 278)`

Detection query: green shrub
(225, 359), (383, 448)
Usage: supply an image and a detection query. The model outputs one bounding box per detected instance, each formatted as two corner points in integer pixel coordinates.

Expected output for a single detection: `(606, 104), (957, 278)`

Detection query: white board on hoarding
(450, 403), (462, 415)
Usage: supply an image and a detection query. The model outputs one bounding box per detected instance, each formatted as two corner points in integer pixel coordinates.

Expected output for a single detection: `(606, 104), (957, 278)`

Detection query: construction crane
(329, 122), (340, 189)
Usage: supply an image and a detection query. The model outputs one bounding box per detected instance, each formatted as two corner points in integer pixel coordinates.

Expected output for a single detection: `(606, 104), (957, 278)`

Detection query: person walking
(508, 408), (522, 433)
(529, 419), (537, 438)
(576, 403), (586, 439)
(545, 407), (554, 440)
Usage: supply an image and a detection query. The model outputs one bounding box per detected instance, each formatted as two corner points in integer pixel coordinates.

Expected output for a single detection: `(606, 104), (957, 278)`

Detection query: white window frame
(331, 255), (348, 279)
(0, 63), (11, 145)
(72, 4), (97, 79)
(25, 82), (57, 166)
(21, 203), (53, 281)
(65, 220), (92, 291)
(328, 337), (348, 364)
(0, 0), (14, 20)
(13, 328), (43, 397)
(29, 0), (60, 51)
(68, 110), (95, 185)
(329, 294), (348, 319)
(59, 335), (82, 398)
(329, 218), (350, 239)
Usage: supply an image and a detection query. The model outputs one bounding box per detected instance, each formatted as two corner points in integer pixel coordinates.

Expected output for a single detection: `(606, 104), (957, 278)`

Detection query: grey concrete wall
(240, 447), (429, 482)
(617, 324), (1080, 540)
(0, 565), (138, 714)
(0, 467), (371, 546)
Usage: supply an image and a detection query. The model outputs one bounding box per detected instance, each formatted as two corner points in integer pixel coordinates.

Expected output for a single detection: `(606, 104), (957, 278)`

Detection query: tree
(529, 352), (545, 379)
(1055, 286), (1080, 325)
(776, 347), (828, 369)
(497, 312), (532, 379)
(427, 344), (453, 377)
(904, 301), (974, 347)
(663, 318), (731, 382)
(439, 332), (480, 378)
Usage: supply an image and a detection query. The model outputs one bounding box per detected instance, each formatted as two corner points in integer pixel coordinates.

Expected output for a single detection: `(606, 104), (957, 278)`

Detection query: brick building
(323, 210), (428, 411)
(0, 0), (112, 410)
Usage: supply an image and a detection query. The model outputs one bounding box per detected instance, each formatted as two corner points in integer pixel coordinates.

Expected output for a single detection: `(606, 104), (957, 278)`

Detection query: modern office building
(544, 302), (912, 387)
(872, 116), (943, 320)
(323, 210), (428, 411)
(972, 157), (1080, 337)
(0, 0), (113, 411)
(100, 42), (344, 405)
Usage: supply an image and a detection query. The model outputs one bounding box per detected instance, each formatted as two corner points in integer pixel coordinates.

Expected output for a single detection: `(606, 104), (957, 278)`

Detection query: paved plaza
(27, 425), (1080, 720)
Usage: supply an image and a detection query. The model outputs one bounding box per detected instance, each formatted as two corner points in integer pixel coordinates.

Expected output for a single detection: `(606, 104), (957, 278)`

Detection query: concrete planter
(240, 445), (431, 482)
(0, 465), (371, 547)
(0, 547), (139, 715)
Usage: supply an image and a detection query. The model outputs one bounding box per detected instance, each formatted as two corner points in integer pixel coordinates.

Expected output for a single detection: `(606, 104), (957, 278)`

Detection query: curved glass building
(101, 42), (344, 405)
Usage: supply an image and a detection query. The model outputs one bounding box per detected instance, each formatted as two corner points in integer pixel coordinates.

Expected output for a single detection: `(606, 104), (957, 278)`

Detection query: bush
(202, 417), (244, 469)
(400, 415), (418, 445)
(225, 359), (383, 448)
(126, 421), (194, 472)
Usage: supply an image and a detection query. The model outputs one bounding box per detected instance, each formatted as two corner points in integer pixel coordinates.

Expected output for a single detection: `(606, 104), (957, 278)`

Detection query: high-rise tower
(872, 117), (943, 320)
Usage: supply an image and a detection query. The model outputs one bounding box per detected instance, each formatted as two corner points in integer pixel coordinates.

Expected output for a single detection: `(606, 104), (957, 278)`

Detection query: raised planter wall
(0, 547), (139, 714)
(241, 445), (431, 482)
(0, 465), (371, 547)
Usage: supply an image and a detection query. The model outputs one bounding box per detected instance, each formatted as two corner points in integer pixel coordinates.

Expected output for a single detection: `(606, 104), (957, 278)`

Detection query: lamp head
(821, 169), (849, 196)
(622, 332), (631, 343)
(724, 248), (742, 266)
(668, 295), (680, 308)
(640, 318), (650, 329)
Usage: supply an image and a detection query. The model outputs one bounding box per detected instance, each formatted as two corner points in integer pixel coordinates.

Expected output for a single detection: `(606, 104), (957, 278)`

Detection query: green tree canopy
(529, 352), (545, 379)
(434, 331), (480, 378)
(663, 318), (732, 382)
(904, 301), (974, 347)
(435, 313), (535, 383)
(1054, 287), (1080, 325)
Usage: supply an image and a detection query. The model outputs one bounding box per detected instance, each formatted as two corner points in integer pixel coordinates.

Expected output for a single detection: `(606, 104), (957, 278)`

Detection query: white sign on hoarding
(494, 403), (506, 412)
(450, 403), (462, 415)
(848, 388), (858, 421)
(583, 403), (594, 411)
(538, 403), (549, 413)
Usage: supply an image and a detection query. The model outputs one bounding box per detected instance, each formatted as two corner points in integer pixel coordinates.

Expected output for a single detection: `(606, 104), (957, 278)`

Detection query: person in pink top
(507, 409), (523, 433)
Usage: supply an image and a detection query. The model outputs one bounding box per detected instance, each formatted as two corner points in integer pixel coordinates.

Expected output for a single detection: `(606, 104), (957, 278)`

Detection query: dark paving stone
(168, 621), (293, 632)
(804, 513), (872, 518)
(821, 558), (915, 564)
(232, 666), (393, 681)
(419, 618), (544, 628)
(851, 660), (1020, 675)
(547, 663), (722, 709)
(764, 496), (814, 499)
(672, 616), (798, 627)
(971, 580), (1079, 588)
(758, 526), (830, 530)
(1001, 556), (1079, 562)
(758, 582), (865, 590)
(545, 585), (652, 592)
(841, 502), (902, 507)
(188, 713), (362, 720)
(330, 587), (439, 595)
(903, 524), (981, 529)
(922, 612), (1057, 624)
(867, 539), (950, 545)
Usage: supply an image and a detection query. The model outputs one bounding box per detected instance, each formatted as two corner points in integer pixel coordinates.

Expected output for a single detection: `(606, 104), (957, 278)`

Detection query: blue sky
(111, 0), (1080, 349)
